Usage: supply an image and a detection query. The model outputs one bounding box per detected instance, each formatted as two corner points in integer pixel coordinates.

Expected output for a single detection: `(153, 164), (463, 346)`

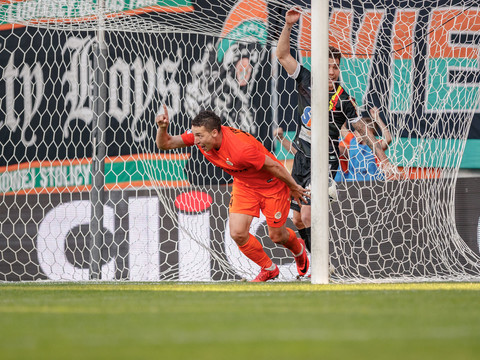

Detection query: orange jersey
(181, 126), (283, 189)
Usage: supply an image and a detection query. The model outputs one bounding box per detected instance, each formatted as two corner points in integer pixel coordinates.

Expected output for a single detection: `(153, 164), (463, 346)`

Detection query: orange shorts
(228, 182), (291, 228)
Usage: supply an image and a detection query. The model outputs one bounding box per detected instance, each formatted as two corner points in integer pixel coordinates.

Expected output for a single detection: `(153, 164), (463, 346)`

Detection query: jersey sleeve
(180, 130), (195, 146)
(289, 62), (301, 80)
(295, 65), (311, 90)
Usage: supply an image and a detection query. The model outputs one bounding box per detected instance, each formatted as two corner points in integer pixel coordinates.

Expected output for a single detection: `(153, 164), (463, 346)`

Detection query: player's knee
(268, 228), (287, 245)
(230, 229), (249, 245)
(292, 212), (304, 229)
(301, 213), (311, 228)
(292, 216), (304, 229)
(300, 208), (311, 228)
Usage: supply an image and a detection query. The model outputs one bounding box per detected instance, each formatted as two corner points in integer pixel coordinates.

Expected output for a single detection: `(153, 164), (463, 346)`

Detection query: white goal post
(1, 0), (480, 283)
(310, 0), (330, 284)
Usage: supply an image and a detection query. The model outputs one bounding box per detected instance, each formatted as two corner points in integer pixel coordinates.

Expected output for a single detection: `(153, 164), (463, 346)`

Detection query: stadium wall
(1, 179), (479, 281)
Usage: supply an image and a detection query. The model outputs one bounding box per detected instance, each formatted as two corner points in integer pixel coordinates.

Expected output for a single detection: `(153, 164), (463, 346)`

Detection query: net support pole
(90, 1), (108, 280)
(310, 0), (330, 284)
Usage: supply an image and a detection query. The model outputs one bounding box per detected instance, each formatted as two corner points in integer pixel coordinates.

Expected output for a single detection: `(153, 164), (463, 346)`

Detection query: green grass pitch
(1, 282), (479, 360)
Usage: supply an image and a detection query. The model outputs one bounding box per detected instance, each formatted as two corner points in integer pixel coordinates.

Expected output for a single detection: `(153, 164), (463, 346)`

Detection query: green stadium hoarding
(0, 155), (188, 194)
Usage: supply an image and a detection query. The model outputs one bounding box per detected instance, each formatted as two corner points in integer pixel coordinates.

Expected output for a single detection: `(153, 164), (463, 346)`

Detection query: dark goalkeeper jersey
(291, 64), (360, 159)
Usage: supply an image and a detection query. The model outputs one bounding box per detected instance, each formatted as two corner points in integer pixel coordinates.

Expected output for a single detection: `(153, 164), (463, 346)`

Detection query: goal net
(0, 0), (479, 282)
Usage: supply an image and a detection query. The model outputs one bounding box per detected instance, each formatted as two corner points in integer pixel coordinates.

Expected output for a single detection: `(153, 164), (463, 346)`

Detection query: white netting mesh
(0, 0), (479, 282)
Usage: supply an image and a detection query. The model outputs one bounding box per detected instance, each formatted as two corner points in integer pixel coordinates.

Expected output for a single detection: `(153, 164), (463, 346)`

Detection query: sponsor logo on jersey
(301, 106), (312, 128)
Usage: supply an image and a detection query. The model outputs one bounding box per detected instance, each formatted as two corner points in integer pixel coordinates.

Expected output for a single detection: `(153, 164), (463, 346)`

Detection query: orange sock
(238, 234), (273, 269)
(283, 228), (303, 256)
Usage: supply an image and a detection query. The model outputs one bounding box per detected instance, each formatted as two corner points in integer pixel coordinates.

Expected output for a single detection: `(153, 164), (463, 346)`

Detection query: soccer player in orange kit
(155, 105), (310, 281)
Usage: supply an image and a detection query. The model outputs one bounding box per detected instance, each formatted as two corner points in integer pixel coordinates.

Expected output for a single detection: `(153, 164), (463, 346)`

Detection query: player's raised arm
(155, 104), (189, 150)
(276, 7), (301, 76)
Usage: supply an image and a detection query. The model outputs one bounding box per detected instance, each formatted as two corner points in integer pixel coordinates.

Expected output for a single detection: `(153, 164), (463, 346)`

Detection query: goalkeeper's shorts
(290, 151), (312, 212)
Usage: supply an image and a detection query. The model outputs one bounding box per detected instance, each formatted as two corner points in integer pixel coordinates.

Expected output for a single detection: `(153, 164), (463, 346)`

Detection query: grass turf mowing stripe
(1, 282), (480, 292)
